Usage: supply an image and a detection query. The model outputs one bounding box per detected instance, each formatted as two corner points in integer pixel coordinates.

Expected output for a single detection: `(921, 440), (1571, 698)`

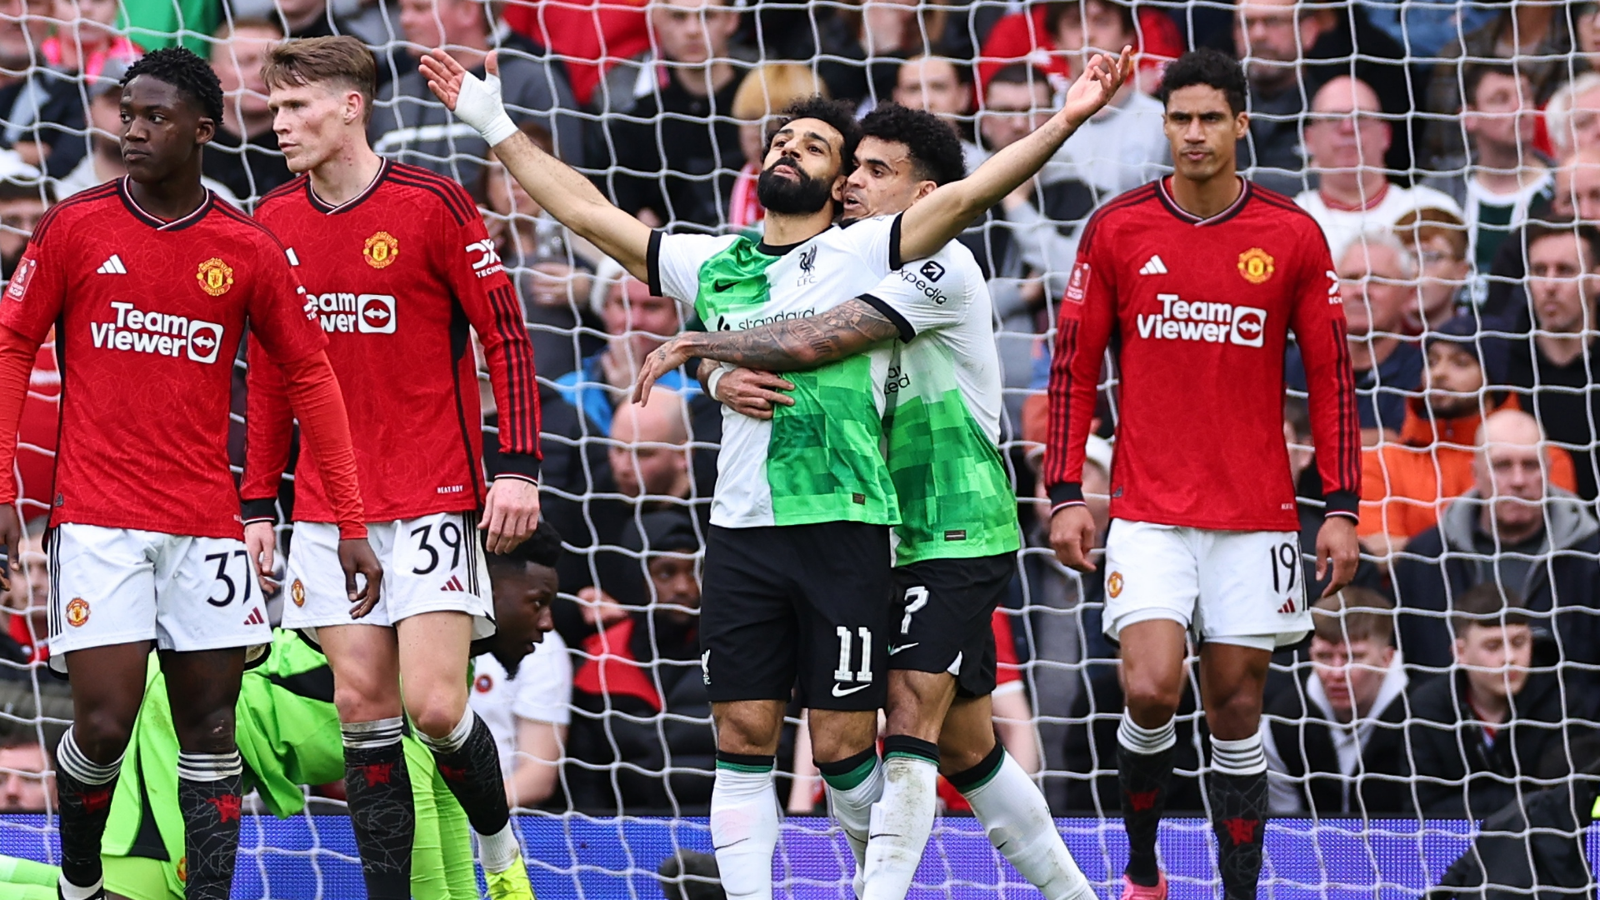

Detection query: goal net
(0, 0), (1595, 896)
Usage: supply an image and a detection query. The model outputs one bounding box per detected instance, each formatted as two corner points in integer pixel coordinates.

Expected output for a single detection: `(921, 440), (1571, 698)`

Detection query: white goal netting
(0, 0), (1595, 897)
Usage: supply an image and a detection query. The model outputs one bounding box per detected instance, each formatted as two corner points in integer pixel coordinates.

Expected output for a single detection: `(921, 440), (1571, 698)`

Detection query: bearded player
(1045, 49), (1360, 900)
(240, 37), (542, 900)
(0, 48), (378, 900)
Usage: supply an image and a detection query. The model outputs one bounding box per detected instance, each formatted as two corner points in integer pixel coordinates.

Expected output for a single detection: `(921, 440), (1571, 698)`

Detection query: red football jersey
(242, 161), (541, 524)
(1043, 178), (1361, 531)
(0, 180), (326, 538)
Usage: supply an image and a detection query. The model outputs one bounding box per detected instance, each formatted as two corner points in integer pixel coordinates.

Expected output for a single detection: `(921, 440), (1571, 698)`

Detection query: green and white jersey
(866, 240), (1021, 564)
(648, 216), (903, 529)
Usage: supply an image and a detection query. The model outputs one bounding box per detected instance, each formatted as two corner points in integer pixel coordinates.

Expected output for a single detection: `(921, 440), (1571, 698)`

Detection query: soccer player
(1044, 49), (1361, 900)
(0, 48), (379, 900)
(633, 103), (1090, 900)
(0, 526), (565, 900)
(240, 37), (543, 900)
(420, 45), (1128, 900)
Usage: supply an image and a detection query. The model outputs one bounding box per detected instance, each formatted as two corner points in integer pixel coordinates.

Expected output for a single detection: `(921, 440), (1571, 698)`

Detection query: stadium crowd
(0, 0), (1590, 828)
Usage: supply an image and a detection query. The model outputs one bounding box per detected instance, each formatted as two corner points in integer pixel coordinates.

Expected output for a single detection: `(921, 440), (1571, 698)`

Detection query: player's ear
(1233, 110), (1249, 139)
(914, 180), (937, 202)
(195, 114), (216, 147)
(345, 89), (364, 126)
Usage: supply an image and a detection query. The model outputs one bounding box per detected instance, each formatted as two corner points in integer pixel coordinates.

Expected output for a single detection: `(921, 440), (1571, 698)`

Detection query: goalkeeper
(0, 530), (563, 900)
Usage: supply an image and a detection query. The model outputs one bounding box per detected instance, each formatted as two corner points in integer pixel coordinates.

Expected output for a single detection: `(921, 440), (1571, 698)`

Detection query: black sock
(53, 727), (121, 894)
(1117, 742), (1174, 887)
(342, 719), (414, 900)
(176, 751), (244, 900)
(1208, 771), (1268, 900)
(423, 711), (511, 837)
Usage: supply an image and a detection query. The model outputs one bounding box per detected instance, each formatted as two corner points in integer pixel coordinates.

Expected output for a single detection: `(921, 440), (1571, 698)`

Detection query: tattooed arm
(635, 298), (901, 404)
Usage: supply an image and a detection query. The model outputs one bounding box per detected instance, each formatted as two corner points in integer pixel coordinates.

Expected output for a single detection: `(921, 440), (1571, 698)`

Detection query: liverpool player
(0, 48), (378, 900)
(1045, 49), (1360, 900)
(242, 37), (542, 900)
(421, 45), (1127, 900)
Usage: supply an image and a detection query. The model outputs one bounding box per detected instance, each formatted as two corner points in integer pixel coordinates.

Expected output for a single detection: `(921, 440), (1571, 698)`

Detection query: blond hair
(262, 36), (378, 124)
(731, 64), (828, 122)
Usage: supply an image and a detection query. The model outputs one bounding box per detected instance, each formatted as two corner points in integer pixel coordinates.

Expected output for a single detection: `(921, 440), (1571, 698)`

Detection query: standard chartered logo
(307, 291), (397, 334)
(90, 301), (224, 363)
(1136, 293), (1267, 348)
(717, 308), (814, 330)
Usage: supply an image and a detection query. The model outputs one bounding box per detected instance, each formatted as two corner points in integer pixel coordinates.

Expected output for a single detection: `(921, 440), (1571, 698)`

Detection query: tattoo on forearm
(694, 300), (900, 370)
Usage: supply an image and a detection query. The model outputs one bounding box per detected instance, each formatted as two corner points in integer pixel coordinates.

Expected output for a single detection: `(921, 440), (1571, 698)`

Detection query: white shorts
(282, 512), (494, 642)
(1101, 520), (1311, 651)
(47, 524), (271, 674)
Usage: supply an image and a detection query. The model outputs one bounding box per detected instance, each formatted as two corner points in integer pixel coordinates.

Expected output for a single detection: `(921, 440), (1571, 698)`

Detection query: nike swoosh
(831, 682), (872, 698)
(888, 643), (919, 656)
(713, 279), (739, 292)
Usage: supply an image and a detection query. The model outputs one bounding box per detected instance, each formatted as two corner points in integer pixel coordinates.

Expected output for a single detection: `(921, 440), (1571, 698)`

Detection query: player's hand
(715, 368), (796, 420)
(1060, 45), (1134, 127)
(1049, 504), (1098, 573)
(1315, 515), (1359, 598)
(244, 522), (280, 594)
(0, 504), (19, 591)
(482, 477), (541, 554)
(576, 586), (628, 629)
(420, 49), (516, 146)
(634, 336), (696, 406)
(339, 538), (383, 618)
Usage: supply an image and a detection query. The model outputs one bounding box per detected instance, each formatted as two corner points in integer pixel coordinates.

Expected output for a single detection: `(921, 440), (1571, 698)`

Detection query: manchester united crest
(196, 258), (233, 296)
(290, 579), (306, 608)
(65, 597), (89, 627)
(1107, 571), (1124, 599)
(1237, 248), (1274, 285)
(363, 231), (399, 269)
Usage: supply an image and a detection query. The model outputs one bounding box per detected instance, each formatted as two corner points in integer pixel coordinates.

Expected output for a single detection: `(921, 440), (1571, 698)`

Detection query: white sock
(1209, 732), (1267, 777)
(710, 758), (780, 900)
(477, 821), (521, 874)
(820, 752), (884, 895)
(1117, 712), (1177, 755)
(861, 742), (939, 900)
(962, 750), (1093, 900)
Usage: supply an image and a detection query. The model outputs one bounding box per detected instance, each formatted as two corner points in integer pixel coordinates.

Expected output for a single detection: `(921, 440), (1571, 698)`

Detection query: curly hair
(487, 520), (565, 573)
(1155, 48), (1247, 116)
(859, 102), (966, 186)
(123, 47), (225, 125)
(772, 96), (863, 176)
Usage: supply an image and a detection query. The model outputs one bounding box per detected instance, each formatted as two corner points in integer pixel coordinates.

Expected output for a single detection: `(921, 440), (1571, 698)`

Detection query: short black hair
(1043, 0), (1134, 43)
(1453, 583), (1532, 635)
(987, 63), (1052, 92)
(858, 102), (966, 186)
(772, 96), (863, 176)
(1523, 214), (1600, 271)
(1156, 48), (1248, 116)
(1462, 61), (1522, 109)
(123, 47), (225, 125)
(0, 179), (51, 206)
(486, 520), (564, 575)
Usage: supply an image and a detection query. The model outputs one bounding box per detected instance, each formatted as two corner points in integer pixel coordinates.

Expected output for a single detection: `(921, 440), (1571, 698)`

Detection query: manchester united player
(1045, 49), (1361, 900)
(241, 37), (542, 900)
(0, 49), (379, 900)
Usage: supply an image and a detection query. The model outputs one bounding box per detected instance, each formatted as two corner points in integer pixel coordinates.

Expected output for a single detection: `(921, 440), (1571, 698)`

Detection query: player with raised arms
(1045, 49), (1361, 900)
(631, 102), (1092, 900)
(420, 44), (1128, 900)
(240, 36), (543, 900)
(0, 48), (380, 900)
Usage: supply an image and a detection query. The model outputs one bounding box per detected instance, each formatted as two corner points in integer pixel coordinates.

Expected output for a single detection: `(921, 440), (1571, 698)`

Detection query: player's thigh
(103, 854), (184, 900)
(794, 522), (893, 713)
(698, 526), (800, 704)
(282, 521), (395, 633)
(1100, 520), (1203, 643)
(386, 512), (495, 643)
(890, 554), (1013, 703)
(317, 624), (403, 720)
(47, 524), (161, 676)
(1195, 529), (1309, 650)
(150, 534), (270, 658)
(395, 610), (473, 729)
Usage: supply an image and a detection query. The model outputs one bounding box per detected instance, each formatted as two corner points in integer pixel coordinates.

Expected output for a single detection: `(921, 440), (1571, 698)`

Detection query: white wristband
(706, 366), (728, 401)
(480, 114), (517, 149)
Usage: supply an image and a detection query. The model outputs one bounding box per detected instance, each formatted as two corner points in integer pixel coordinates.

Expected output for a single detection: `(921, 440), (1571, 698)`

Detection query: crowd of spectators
(0, 0), (1593, 824)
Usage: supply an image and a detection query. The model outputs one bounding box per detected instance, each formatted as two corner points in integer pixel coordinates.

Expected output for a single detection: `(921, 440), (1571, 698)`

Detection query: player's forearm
(492, 132), (652, 282)
(899, 112), (1079, 262)
(1041, 319), (1101, 506)
(677, 299), (898, 371)
(0, 327), (40, 505)
(475, 296), (544, 480)
(241, 342), (295, 520)
(1299, 334), (1362, 518)
(278, 352), (367, 539)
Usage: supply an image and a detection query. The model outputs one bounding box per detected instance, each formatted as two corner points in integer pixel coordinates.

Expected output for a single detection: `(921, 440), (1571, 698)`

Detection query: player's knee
(333, 681), (402, 725)
(711, 705), (783, 755)
(71, 708), (136, 762)
(405, 691), (468, 741)
(1205, 688), (1263, 738)
(1122, 675), (1182, 723)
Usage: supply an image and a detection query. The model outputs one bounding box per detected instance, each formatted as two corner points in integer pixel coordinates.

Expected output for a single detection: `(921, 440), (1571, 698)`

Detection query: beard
(756, 159), (833, 215)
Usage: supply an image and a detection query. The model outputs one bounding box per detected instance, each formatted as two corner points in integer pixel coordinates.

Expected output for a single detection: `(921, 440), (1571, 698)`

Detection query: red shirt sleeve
(0, 216), (67, 345)
(0, 327), (40, 505)
(278, 351), (366, 539)
(436, 183), (543, 483)
(239, 335), (294, 522)
(1288, 226), (1361, 519)
(1043, 215), (1118, 511)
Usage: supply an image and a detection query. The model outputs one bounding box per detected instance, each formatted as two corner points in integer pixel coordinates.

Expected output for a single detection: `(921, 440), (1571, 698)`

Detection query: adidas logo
(96, 254), (127, 275)
(1278, 597), (1298, 615)
(242, 607), (265, 626)
(440, 575), (466, 593)
(1138, 255), (1167, 276)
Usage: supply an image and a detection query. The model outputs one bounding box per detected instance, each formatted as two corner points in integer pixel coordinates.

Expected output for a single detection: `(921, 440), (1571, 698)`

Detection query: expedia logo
(91, 302), (224, 363)
(1136, 294), (1266, 348)
(897, 267), (947, 305)
(307, 292), (397, 334)
(920, 260), (945, 282)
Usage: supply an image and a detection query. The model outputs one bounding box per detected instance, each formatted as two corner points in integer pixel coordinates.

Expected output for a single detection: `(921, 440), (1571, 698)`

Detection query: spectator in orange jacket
(1359, 315), (1576, 559)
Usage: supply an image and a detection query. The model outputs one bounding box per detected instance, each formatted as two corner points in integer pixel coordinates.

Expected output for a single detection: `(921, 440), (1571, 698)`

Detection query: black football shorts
(889, 554), (1015, 698)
